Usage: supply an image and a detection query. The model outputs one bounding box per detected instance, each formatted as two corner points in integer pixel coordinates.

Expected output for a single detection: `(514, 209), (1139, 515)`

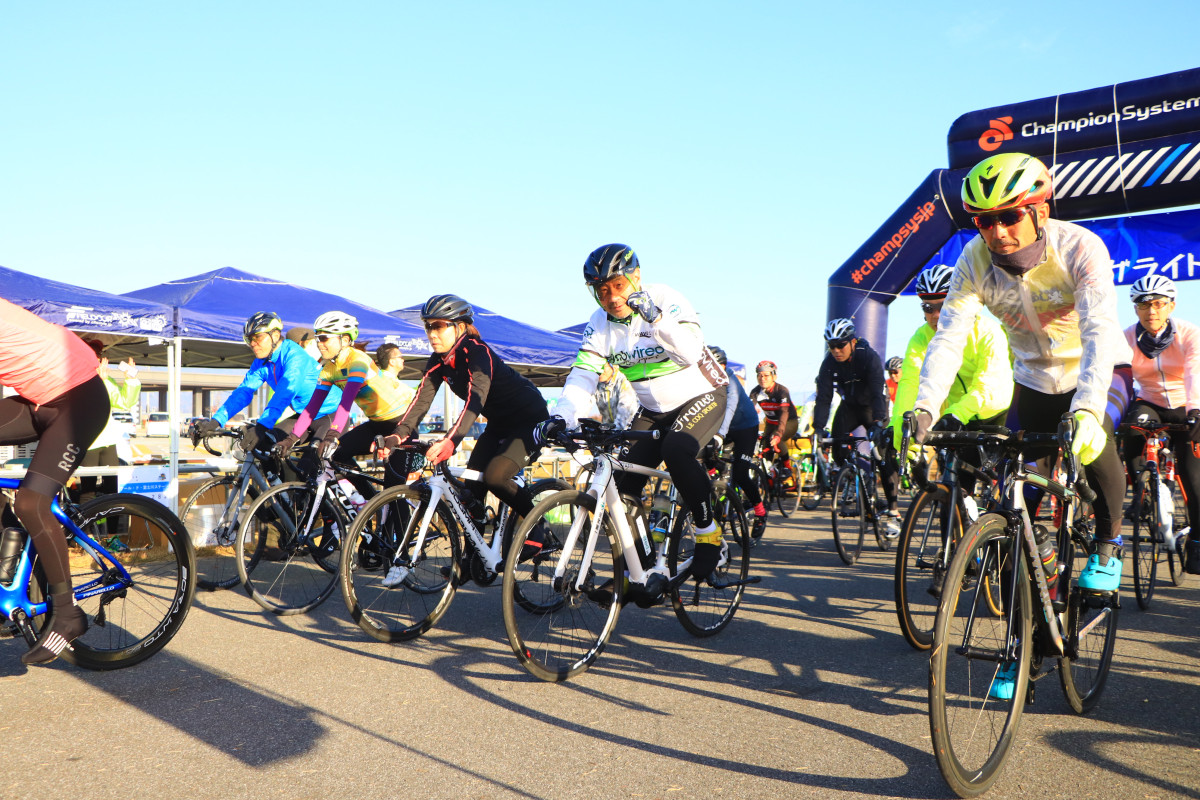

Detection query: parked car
(145, 412), (172, 437)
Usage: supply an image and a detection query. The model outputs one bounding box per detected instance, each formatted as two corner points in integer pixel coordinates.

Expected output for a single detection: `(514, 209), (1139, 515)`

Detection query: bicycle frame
(407, 465), (521, 574)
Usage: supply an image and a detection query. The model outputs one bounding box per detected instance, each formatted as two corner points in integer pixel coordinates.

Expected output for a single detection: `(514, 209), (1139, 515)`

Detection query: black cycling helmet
(584, 244), (639, 286)
(708, 345), (728, 366)
(421, 294), (474, 323)
(886, 356), (903, 372)
(243, 311), (283, 347)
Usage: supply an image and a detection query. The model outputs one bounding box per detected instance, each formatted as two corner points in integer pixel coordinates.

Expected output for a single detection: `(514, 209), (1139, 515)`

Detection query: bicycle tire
(235, 481), (347, 615)
(52, 494), (196, 670)
(786, 461), (803, 515)
(771, 464), (790, 518)
(668, 486), (750, 636)
(181, 475), (256, 591)
(1059, 533), (1120, 713)
(340, 484), (460, 642)
(894, 485), (960, 651)
(501, 490), (622, 682)
(1130, 473), (1158, 610)
(1166, 476), (1187, 587)
(929, 513), (1030, 797)
(799, 461), (823, 511)
(831, 468), (865, 565)
(867, 472), (890, 552)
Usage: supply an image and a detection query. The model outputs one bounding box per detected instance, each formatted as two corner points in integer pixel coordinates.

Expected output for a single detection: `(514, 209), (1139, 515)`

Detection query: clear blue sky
(3, 2), (1198, 398)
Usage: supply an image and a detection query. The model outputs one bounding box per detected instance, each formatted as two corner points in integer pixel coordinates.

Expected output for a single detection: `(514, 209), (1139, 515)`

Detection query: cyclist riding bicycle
(813, 317), (900, 535)
(383, 294), (552, 566)
(885, 356), (902, 406)
(889, 263), (1013, 491)
(194, 312), (344, 466)
(537, 243), (729, 596)
(274, 311), (415, 489)
(0, 299), (110, 664)
(710, 345), (768, 537)
(911, 152), (1133, 608)
(1120, 274), (1200, 574)
(750, 360), (797, 489)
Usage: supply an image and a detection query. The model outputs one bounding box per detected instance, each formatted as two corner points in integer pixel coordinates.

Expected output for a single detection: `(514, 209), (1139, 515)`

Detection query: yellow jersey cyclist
(911, 152), (1133, 612)
(275, 311), (415, 486)
(1121, 275), (1200, 574)
(537, 244), (729, 602)
(813, 317), (901, 535)
(750, 361), (798, 490)
(889, 263), (1013, 492)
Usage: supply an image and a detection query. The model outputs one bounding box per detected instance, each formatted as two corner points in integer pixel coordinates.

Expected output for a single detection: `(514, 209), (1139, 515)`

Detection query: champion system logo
(978, 116), (1014, 151)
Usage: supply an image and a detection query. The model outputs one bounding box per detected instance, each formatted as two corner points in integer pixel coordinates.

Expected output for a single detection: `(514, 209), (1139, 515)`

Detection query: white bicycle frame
(406, 466), (522, 574)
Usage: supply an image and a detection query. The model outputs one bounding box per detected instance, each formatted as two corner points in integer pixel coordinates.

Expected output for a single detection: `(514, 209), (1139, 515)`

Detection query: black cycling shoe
(520, 521), (547, 562)
(22, 601), (87, 666)
(751, 514), (767, 540)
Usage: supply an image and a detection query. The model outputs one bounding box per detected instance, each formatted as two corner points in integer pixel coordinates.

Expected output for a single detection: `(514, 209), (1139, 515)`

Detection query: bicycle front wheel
(831, 468), (865, 565)
(52, 494), (196, 670)
(1059, 534), (1120, 713)
(1129, 474), (1158, 609)
(501, 490), (621, 682)
(181, 475), (254, 591)
(669, 488), (750, 636)
(236, 481), (347, 615)
(929, 513), (1031, 797)
(340, 484), (461, 642)
(894, 485), (960, 651)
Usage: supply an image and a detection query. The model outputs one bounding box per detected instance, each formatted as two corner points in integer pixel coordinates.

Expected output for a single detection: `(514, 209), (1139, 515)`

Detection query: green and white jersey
(556, 282), (727, 425)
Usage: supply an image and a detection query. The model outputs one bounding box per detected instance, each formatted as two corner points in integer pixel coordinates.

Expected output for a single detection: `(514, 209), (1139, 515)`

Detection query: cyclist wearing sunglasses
(911, 152), (1132, 594)
(750, 360), (798, 489)
(275, 311), (415, 485)
(813, 317), (901, 534)
(195, 311), (344, 459)
(885, 356), (903, 406)
(538, 243), (729, 590)
(1121, 275), (1200, 574)
(385, 294), (552, 561)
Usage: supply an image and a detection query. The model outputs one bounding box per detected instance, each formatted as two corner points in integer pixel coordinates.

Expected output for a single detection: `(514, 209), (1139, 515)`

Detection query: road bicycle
(826, 432), (891, 564)
(755, 441), (798, 517)
(339, 441), (568, 642)
(927, 415), (1118, 797)
(1117, 420), (1190, 609)
(0, 481), (196, 669)
(501, 419), (758, 682)
(706, 449), (755, 546)
(796, 438), (833, 511)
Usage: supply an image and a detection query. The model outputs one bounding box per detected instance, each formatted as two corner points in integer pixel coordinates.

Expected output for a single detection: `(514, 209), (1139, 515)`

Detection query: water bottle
(1032, 523), (1058, 596)
(1156, 478), (1177, 551)
(0, 527), (26, 584)
(337, 479), (366, 511)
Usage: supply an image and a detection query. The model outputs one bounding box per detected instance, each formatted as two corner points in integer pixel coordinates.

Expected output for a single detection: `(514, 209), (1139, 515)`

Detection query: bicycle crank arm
(709, 575), (763, 590)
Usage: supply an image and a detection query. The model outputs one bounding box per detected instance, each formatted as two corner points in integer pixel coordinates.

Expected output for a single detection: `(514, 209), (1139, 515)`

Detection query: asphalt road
(3, 505), (1199, 800)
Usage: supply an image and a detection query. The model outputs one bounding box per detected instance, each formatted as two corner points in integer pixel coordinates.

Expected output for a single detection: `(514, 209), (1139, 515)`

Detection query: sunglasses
(972, 208), (1029, 230)
(920, 302), (944, 314)
(827, 339), (852, 350)
(424, 320), (456, 332)
(315, 333), (339, 343)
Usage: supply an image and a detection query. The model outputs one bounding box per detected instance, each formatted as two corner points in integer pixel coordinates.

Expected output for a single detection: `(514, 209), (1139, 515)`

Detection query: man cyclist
(1120, 275), (1200, 574)
(194, 312), (343, 462)
(813, 318), (900, 535)
(911, 152), (1132, 638)
(885, 356), (903, 406)
(711, 346), (768, 537)
(537, 243), (728, 600)
(750, 361), (797, 490)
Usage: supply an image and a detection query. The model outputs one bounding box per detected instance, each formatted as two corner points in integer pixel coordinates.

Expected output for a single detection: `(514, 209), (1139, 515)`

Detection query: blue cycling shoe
(988, 661), (1019, 701)
(1079, 544), (1122, 593)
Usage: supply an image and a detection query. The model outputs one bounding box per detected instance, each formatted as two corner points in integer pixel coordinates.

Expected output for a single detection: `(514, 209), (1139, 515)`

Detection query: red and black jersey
(750, 383), (795, 425)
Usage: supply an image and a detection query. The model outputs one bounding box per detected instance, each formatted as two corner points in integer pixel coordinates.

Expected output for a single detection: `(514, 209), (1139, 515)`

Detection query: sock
(753, 503), (766, 517)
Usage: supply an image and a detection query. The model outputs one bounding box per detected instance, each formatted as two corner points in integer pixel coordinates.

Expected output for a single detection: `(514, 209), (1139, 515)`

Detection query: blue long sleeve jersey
(212, 339), (342, 429)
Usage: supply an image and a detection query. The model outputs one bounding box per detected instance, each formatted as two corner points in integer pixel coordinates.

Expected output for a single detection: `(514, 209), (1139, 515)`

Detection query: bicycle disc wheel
(340, 485), (460, 642)
(929, 513), (1030, 797)
(501, 490), (621, 682)
(181, 475), (254, 591)
(831, 468), (865, 565)
(1129, 474), (1158, 610)
(669, 488), (750, 636)
(1059, 534), (1120, 714)
(894, 485), (960, 651)
(236, 481), (347, 615)
(53, 494), (196, 670)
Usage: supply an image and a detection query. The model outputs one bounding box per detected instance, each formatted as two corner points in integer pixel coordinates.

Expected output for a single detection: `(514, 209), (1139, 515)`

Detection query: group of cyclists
(4, 148), (1199, 679)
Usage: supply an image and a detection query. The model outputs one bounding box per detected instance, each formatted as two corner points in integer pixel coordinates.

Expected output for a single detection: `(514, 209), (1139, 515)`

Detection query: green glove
(1071, 410), (1107, 465)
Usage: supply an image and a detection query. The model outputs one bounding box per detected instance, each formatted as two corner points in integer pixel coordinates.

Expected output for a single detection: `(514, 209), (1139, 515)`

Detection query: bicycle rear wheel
(771, 463), (791, 518)
(929, 513), (1030, 797)
(181, 475), (255, 591)
(236, 481), (347, 615)
(894, 485), (960, 651)
(1059, 533), (1120, 713)
(501, 490), (622, 682)
(340, 485), (460, 642)
(669, 488), (750, 636)
(831, 468), (865, 565)
(49, 494), (196, 670)
(1129, 474), (1158, 609)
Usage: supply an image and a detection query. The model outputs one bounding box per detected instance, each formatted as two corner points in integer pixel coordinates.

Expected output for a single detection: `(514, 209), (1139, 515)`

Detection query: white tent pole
(167, 336), (181, 514)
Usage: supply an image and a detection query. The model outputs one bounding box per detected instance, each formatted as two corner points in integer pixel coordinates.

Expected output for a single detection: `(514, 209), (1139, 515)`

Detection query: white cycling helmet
(915, 264), (954, 298)
(314, 310), (359, 341)
(1130, 274), (1177, 303)
(824, 318), (856, 342)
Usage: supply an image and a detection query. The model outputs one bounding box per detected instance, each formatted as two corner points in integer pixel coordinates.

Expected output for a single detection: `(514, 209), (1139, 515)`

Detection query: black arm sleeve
(864, 348), (886, 425)
(446, 339), (494, 445)
(812, 360), (834, 432)
(393, 357), (444, 440)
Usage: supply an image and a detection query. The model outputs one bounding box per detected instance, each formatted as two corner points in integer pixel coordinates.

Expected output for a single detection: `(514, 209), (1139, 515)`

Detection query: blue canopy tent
(393, 304), (580, 386)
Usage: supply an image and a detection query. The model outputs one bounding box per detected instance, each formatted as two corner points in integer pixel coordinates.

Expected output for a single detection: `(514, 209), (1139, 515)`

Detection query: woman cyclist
(538, 243), (728, 600)
(0, 299), (110, 664)
(383, 294), (552, 562)
(1121, 274), (1200, 573)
